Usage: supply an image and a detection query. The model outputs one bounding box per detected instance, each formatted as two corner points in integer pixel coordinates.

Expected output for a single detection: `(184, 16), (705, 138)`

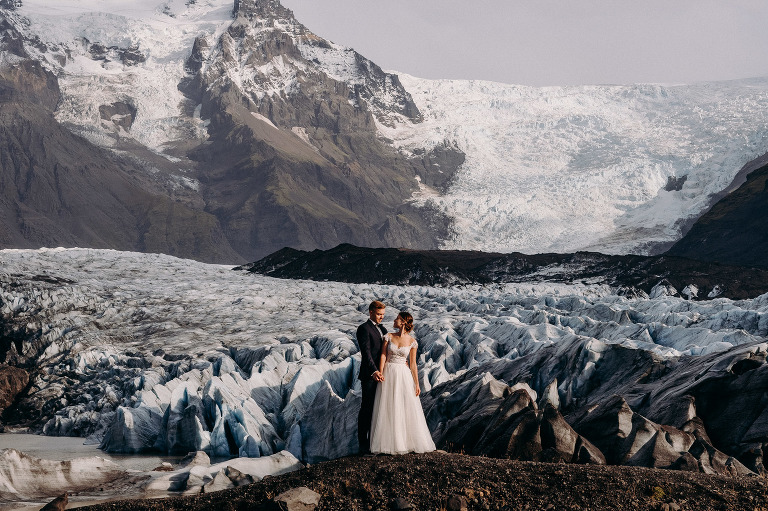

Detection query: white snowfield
(2, 249), (768, 470)
(383, 75), (768, 255)
(7, 1), (768, 256)
(13, 0), (233, 152)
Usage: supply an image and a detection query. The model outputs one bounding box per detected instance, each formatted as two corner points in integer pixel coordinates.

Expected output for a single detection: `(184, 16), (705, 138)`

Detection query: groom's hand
(373, 371), (384, 382)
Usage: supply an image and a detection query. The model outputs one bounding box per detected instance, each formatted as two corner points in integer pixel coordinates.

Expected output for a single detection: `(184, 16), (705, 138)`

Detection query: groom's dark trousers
(356, 319), (387, 454)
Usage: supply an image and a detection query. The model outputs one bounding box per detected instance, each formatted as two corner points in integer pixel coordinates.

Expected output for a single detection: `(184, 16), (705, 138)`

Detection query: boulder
(40, 492), (67, 511)
(0, 365), (28, 411)
(446, 494), (468, 511)
(390, 496), (413, 509)
(225, 465), (255, 486)
(273, 486), (321, 511)
(202, 469), (234, 493)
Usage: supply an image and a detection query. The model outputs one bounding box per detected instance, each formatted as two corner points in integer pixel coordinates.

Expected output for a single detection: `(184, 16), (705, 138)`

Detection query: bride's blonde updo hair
(398, 311), (414, 333)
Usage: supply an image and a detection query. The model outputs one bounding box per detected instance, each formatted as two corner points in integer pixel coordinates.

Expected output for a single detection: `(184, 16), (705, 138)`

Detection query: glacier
(3, 248), (768, 504)
(2, 248), (768, 455)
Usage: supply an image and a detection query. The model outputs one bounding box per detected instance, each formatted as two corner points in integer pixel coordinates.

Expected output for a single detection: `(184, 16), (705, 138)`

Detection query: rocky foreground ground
(80, 452), (768, 511)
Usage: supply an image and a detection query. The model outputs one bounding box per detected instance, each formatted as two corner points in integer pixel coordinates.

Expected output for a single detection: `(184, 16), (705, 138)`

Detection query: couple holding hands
(356, 300), (436, 456)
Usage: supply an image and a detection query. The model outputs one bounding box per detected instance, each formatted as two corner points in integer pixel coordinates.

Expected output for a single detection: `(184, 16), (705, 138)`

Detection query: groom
(356, 300), (387, 455)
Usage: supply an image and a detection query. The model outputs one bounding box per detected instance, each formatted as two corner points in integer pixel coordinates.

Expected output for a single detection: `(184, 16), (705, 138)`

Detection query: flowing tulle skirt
(369, 362), (436, 454)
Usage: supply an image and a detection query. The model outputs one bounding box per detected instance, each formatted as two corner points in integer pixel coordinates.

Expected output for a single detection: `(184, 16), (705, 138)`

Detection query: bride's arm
(378, 338), (388, 375)
(409, 344), (420, 396)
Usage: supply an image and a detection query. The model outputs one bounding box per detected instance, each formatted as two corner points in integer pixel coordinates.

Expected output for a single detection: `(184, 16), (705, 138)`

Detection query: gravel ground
(78, 452), (768, 511)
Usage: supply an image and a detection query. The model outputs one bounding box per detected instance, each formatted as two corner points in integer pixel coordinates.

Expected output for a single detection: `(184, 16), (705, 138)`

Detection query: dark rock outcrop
(0, 364), (28, 408)
(99, 102), (137, 131)
(666, 155), (768, 269)
(239, 243), (768, 299)
(0, 364), (28, 429)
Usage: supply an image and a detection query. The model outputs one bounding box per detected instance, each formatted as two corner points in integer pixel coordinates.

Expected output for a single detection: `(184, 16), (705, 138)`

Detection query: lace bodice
(385, 334), (417, 365)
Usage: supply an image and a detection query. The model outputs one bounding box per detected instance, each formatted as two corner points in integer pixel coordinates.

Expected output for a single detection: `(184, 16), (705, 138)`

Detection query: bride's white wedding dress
(369, 335), (436, 454)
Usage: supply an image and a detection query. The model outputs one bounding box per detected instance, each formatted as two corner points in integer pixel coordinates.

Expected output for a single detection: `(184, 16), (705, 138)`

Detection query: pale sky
(280, 0), (768, 86)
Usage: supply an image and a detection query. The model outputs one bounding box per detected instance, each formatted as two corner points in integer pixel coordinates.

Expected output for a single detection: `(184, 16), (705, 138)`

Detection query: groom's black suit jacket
(357, 319), (387, 381)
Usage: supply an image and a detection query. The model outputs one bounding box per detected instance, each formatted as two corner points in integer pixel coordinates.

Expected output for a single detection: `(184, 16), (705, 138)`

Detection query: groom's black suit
(356, 318), (387, 454)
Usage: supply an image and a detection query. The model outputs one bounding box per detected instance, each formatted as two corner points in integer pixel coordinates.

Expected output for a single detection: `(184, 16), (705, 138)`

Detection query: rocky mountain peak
(221, 0), (421, 127)
(162, 0), (458, 260)
(234, 0), (294, 21)
(3, 0), (766, 268)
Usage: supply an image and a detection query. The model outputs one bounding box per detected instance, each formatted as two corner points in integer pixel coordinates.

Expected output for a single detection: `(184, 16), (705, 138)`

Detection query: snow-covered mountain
(1, 0), (767, 262)
(0, 0), (457, 263)
(3, 248), (768, 500)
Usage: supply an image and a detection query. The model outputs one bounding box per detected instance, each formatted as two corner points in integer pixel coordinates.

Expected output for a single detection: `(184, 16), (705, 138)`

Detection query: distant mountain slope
(666, 160), (768, 269)
(185, 0), (458, 261)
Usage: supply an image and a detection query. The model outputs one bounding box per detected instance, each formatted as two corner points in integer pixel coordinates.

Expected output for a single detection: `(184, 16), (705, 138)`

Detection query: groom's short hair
(369, 300), (386, 312)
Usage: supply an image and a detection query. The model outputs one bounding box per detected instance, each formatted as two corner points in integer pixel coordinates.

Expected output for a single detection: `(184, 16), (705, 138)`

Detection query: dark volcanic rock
(238, 243), (768, 299)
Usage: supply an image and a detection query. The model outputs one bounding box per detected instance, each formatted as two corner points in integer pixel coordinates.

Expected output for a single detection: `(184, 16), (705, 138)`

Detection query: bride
(369, 311), (436, 454)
